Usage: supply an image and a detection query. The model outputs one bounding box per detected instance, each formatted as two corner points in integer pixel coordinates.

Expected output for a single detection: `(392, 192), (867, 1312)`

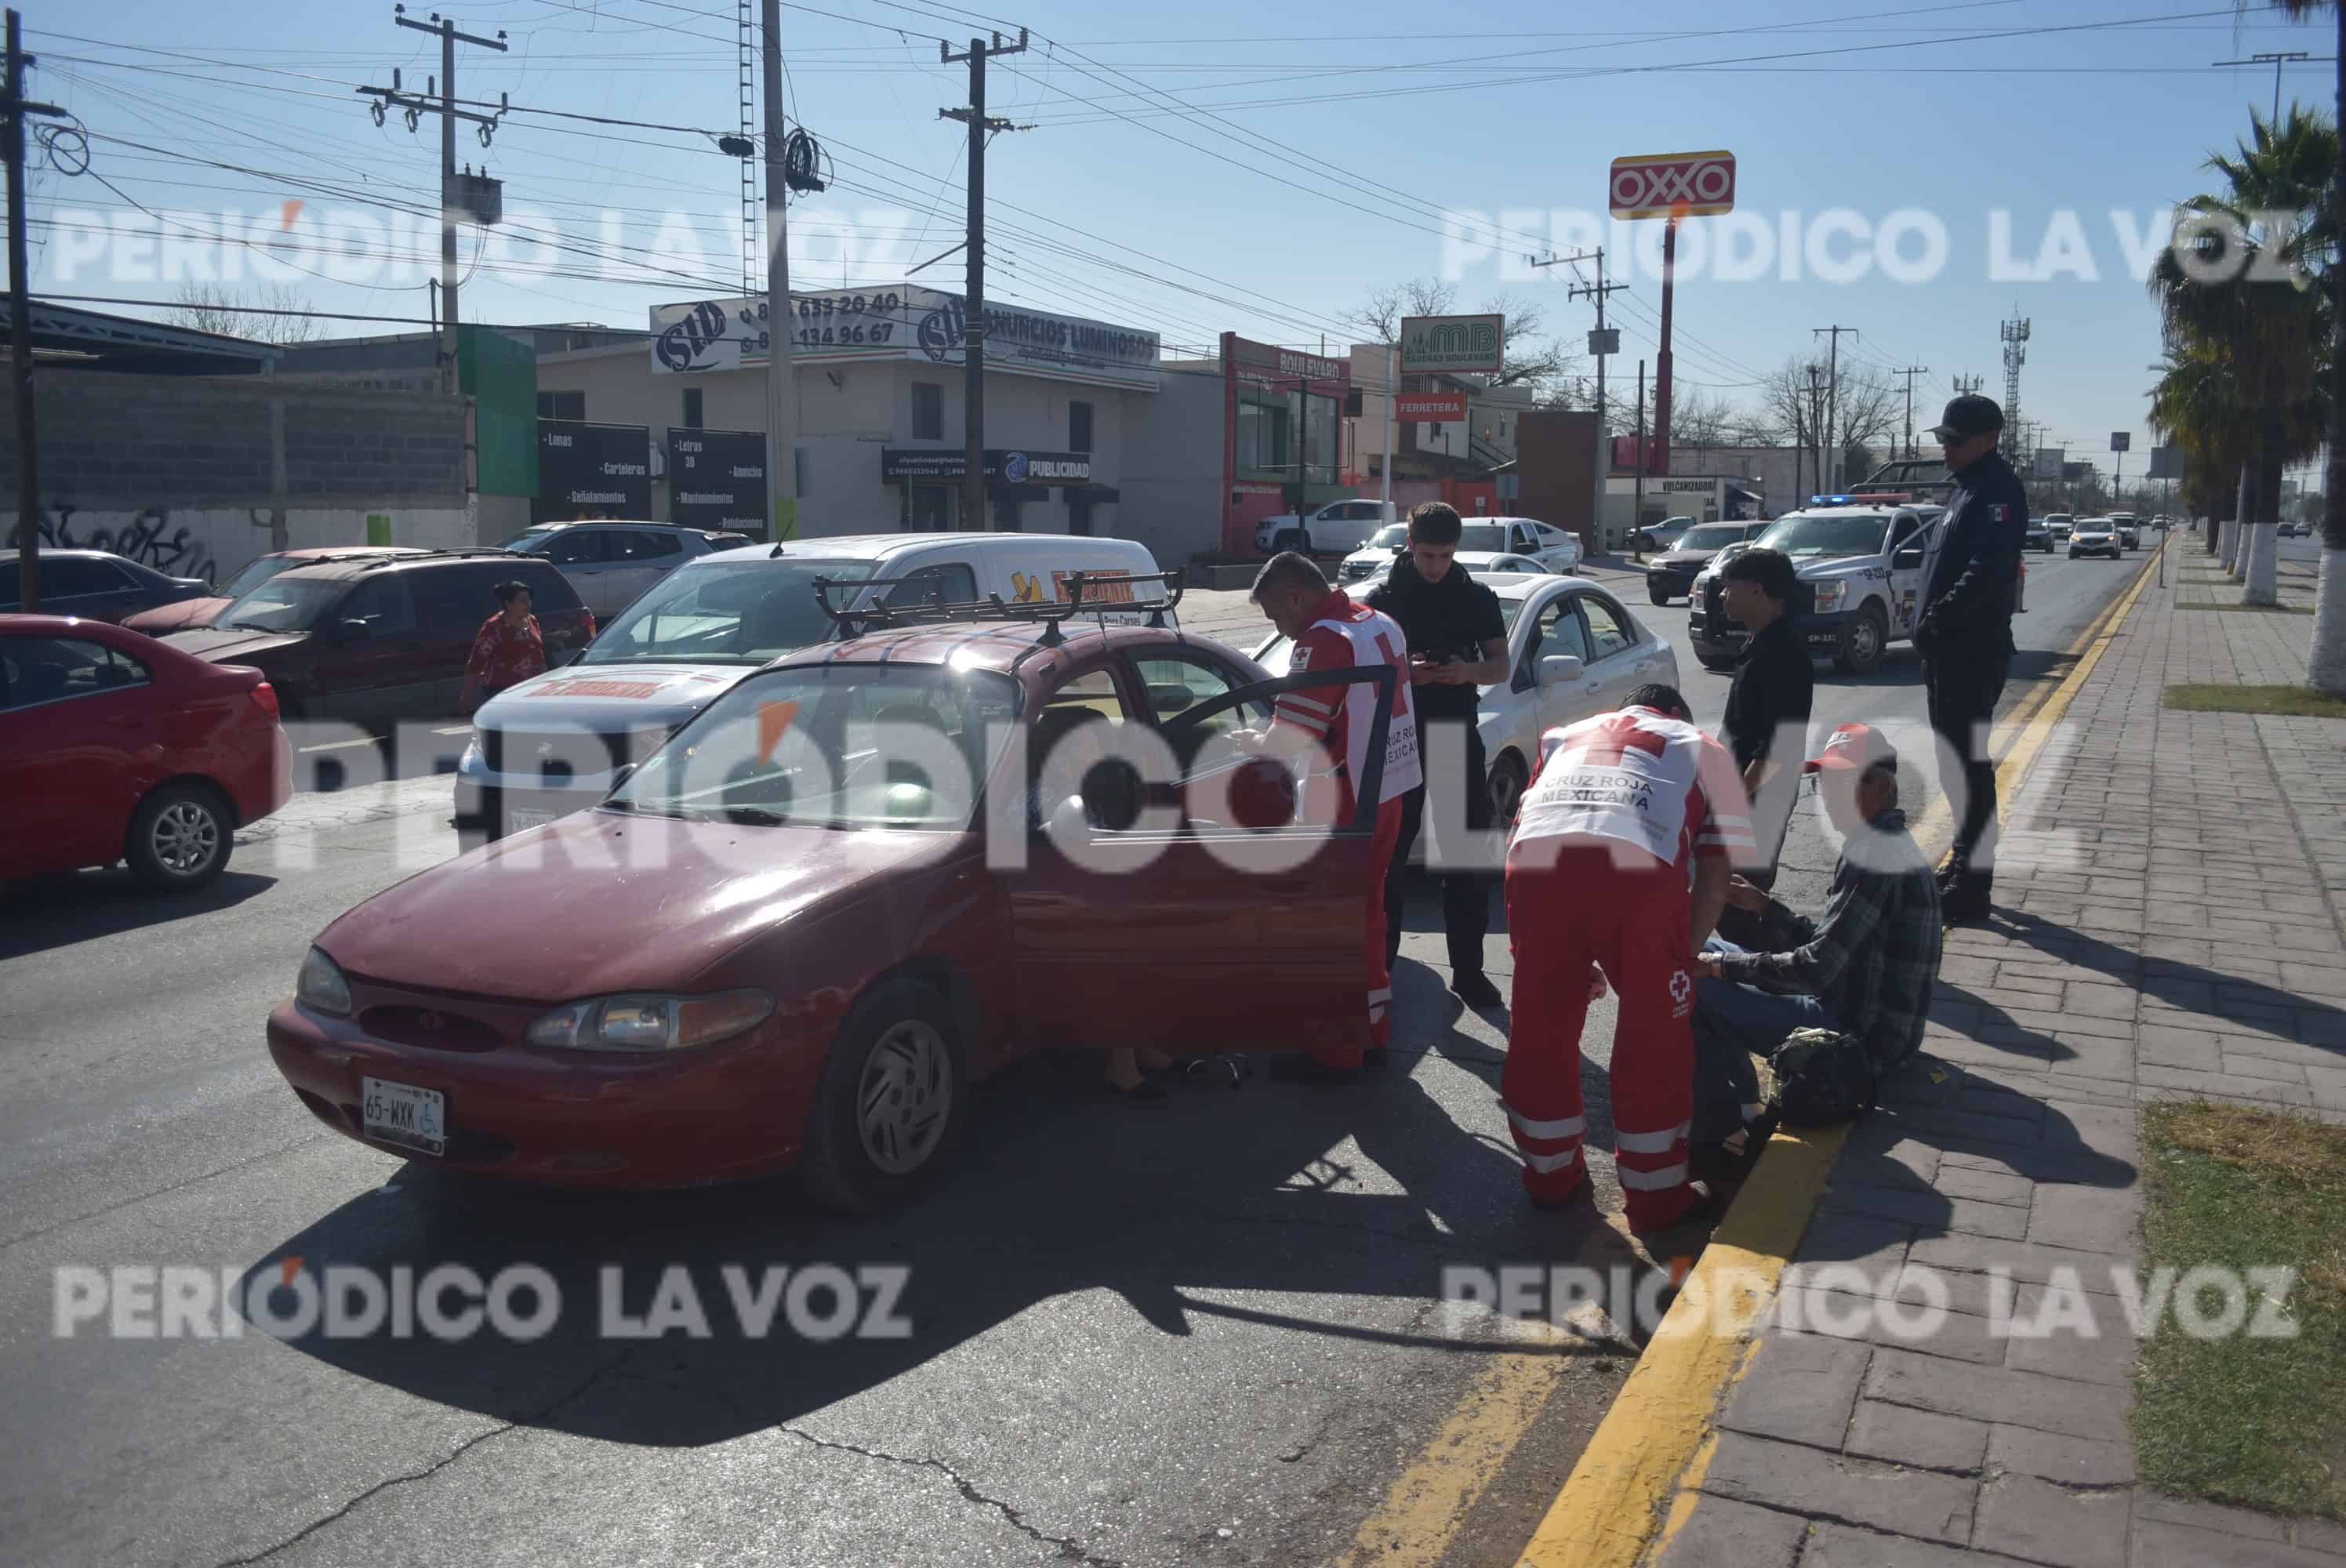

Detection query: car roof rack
(811, 569), (1186, 647)
(342, 547), (528, 572)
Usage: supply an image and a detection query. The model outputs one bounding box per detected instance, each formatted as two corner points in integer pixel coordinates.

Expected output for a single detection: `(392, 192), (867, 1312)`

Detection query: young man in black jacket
(1367, 503), (1511, 1008)
(1916, 394), (2027, 924)
(1716, 546), (1813, 889)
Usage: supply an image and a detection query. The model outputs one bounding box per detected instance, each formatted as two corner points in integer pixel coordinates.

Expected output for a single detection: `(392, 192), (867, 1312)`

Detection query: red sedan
(0, 615), (292, 890)
(267, 608), (1397, 1208)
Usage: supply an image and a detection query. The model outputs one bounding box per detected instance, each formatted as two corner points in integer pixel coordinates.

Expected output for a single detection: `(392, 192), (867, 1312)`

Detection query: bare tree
(1341, 276), (1583, 402)
(164, 282), (322, 347)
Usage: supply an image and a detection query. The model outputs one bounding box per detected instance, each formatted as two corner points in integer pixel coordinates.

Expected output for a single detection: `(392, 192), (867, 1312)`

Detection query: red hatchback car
(0, 615), (292, 890)
(268, 596), (1397, 1209)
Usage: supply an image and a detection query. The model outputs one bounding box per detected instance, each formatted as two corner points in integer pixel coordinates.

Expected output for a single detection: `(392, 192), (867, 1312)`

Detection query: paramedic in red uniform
(1246, 551), (1422, 1083)
(1504, 684), (1755, 1228)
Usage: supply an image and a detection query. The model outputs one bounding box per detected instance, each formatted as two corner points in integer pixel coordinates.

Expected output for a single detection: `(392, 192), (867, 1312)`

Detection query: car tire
(2068, 549), (2080, 560)
(1649, 585), (1671, 606)
(125, 780), (233, 892)
(1269, 530), (1302, 555)
(1487, 751), (1529, 828)
(798, 978), (968, 1214)
(1697, 655), (1739, 673)
(1834, 604), (1888, 676)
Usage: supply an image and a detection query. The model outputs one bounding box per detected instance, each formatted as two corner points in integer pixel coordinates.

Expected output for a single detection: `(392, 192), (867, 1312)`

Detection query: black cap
(1929, 394), (2004, 441)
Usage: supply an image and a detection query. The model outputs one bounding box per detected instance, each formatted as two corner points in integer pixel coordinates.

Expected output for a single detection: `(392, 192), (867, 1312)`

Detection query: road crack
(773, 1423), (1128, 1567)
(209, 1348), (637, 1567)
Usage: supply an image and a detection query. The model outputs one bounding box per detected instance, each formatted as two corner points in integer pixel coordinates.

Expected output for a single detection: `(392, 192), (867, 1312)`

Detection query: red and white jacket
(1272, 590), (1423, 814)
(1510, 706), (1754, 875)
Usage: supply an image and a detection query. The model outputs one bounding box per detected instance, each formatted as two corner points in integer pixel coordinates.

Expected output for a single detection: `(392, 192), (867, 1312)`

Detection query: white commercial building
(534, 285), (1159, 540)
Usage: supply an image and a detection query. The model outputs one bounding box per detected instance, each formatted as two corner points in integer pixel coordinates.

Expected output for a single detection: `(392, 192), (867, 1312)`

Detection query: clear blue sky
(24, 0), (2337, 485)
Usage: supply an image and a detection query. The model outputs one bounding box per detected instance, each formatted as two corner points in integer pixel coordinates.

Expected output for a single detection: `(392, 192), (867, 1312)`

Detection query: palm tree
(2254, 0), (2346, 689)
(2148, 343), (2251, 548)
(2148, 107), (2331, 605)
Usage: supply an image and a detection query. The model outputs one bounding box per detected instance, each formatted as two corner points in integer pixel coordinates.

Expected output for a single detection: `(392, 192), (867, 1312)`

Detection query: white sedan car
(1252, 573), (1680, 825)
(1337, 518), (1582, 584)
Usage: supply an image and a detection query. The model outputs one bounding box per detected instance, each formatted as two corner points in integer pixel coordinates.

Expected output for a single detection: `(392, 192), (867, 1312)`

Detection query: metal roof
(28, 302), (282, 375)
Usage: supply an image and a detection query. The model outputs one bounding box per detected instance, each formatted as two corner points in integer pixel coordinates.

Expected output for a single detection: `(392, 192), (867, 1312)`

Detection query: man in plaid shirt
(1690, 724), (1943, 1165)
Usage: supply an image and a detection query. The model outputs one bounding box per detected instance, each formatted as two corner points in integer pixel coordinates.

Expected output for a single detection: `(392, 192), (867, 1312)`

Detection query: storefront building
(532, 285), (1159, 539)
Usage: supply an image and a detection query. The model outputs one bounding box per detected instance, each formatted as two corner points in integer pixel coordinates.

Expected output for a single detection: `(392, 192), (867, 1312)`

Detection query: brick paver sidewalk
(1644, 537), (2346, 1567)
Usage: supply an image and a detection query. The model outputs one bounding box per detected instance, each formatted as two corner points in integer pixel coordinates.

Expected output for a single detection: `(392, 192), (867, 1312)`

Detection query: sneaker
(1451, 971), (1505, 1009)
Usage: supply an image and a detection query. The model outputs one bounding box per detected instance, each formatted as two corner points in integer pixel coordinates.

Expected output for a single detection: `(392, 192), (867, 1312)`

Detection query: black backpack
(1770, 1027), (1877, 1129)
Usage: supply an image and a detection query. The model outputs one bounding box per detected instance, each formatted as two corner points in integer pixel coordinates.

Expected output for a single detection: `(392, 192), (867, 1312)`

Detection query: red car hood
(318, 813), (964, 1003)
(123, 596), (231, 636)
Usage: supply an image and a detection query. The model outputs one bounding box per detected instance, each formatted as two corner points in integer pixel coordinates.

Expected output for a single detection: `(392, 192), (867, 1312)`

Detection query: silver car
(499, 521), (754, 621)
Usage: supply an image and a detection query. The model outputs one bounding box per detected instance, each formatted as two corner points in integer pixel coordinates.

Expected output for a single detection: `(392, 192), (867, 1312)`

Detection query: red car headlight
(524, 989), (774, 1053)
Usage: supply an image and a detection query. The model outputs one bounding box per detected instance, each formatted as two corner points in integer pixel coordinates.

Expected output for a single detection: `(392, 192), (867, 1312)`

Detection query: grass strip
(2134, 1101), (2346, 1520)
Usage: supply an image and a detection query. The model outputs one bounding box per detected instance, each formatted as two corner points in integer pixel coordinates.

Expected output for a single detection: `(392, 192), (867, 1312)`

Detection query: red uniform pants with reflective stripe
(1502, 839), (1698, 1226)
(1311, 797), (1404, 1069)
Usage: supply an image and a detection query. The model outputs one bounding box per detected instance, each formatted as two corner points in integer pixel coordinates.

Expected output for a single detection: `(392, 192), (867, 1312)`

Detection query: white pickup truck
(1254, 498), (1397, 557)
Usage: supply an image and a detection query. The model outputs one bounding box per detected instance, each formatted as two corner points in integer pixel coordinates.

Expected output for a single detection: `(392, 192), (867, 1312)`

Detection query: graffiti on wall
(8, 504), (221, 583)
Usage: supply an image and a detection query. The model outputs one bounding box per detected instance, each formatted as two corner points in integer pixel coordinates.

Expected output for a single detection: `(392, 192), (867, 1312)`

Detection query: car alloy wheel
(151, 800), (220, 877)
(1487, 753), (1529, 826)
(856, 1018), (953, 1176)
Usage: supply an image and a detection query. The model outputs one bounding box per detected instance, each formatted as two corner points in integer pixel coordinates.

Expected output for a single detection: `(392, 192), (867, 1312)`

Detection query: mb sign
(1400, 313), (1505, 376)
(1609, 150), (1737, 220)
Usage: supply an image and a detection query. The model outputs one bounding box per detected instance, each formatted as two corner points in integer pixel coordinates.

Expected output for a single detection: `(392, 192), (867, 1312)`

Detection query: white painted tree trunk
(2243, 521), (2279, 605)
(2311, 546), (2346, 697)
(2221, 516), (2239, 570)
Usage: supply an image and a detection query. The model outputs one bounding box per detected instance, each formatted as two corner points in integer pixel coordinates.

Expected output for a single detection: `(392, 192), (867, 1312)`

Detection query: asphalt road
(0, 541), (2148, 1568)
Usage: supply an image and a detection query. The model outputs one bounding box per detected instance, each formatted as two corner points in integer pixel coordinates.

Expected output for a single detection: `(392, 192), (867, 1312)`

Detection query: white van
(454, 532), (1171, 838)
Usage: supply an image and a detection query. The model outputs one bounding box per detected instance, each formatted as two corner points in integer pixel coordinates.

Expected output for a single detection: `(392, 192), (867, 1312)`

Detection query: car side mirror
(1892, 546), (1925, 569)
(1538, 654), (1585, 687)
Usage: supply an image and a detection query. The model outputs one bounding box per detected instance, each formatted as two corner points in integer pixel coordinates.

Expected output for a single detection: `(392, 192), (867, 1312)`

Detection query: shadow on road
(249, 1040), (1654, 1450)
(0, 869), (277, 961)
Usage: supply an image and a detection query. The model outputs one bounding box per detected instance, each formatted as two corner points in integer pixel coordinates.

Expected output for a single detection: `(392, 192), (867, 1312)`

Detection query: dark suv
(162, 550), (594, 723)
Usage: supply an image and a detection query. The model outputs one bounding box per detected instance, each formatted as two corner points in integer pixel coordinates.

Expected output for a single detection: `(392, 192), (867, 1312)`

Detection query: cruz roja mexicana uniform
(1502, 703), (1753, 1228)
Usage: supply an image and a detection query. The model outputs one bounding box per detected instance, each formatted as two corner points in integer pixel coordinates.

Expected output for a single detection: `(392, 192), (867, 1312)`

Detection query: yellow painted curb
(1513, 1123), (1847, 1567)
(1511, 546), (2170, 1568)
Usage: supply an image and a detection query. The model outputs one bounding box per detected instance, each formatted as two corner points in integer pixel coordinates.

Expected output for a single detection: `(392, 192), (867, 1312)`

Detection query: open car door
(1009, 662), (1396, 1062)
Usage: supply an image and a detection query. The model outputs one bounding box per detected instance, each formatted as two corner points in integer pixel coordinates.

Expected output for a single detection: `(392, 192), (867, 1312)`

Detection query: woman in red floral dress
(459, 580), (547, 713)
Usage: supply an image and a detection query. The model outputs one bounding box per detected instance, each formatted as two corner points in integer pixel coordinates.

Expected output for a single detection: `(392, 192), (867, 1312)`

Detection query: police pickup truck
(1688, 495), (1944, 676)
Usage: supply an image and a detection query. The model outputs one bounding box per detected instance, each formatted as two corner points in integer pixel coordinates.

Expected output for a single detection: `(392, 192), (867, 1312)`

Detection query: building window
(537, 390), (585, 421)
(681, 387), (703, 429)
(1069, 399), (1093, 453)
(912, 381), (943, 441)
(1237, 399), (1286, 474)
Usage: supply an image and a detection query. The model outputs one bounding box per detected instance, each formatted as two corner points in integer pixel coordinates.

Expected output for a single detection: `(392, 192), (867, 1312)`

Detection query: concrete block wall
(2, 368), (472, 585)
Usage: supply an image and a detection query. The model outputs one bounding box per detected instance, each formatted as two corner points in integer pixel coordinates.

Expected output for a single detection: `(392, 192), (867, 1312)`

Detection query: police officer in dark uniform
(1915, 394), (2026, 924)
(1367, 502), (1509, 1008)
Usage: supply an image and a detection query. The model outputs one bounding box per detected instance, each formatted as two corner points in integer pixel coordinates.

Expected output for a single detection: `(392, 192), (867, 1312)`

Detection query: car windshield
(1677, 524), (1746, 551)
(1364, 524), (1409, 550)
(583, 559), (875, 666)
(215, 575), (348, 632)
(608, 662), (1022, 830)
(216, 556), (296, 599)
(1456, 524), (1508, 552)
(1755, 514), (1891, 560)
(2078, 521), (2112, 534)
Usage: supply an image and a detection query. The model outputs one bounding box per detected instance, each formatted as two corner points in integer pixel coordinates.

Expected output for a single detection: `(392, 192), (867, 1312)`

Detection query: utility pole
(941, 28), (1028, 532)
(362, 7), (509, 396)
(1891, 363), (1930, 460)
(1531, 246), (1623, 557)
(2214, 51), (2318, 122)
(1811, 325), (1854, 492)
(5, 9), (60, 612)
(761, 0), (796, 540)
(1633, 358), (1647, 546)
(1807, 364), (1827, 496)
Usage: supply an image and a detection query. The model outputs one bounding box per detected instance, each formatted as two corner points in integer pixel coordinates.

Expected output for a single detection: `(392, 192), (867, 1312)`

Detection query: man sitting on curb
(1689, 724), (1943, 1174)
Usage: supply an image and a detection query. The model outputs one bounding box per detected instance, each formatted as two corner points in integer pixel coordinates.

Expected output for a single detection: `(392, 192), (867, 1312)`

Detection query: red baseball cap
(1805, 722), (1898, 775)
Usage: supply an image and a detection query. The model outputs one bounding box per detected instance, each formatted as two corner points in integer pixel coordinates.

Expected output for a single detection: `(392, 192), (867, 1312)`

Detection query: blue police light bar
(1807, 494), (1852, 506)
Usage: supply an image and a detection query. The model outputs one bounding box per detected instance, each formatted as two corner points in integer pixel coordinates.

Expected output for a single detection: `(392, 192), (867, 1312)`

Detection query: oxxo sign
(1608, 151), (1738, 220)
